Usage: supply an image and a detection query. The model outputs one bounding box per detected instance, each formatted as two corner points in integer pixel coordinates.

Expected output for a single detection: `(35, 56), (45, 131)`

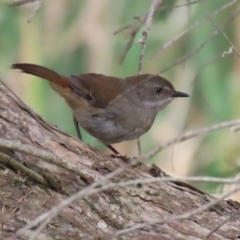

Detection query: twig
(0, 138), (87, 180)
(138, 0), (161, 74)
(27, 0), (43, 23)
(136, 0), (162, 155)
(152, 0), (238, 58)
(159, 7), (240, 74)
(18, 168), (240, 239)
(15, 117), (240, 238)
(138, 118), (240, 163)
(16, 161), (135, 238)
(158, 0), (208, 11)
(114, 1), (162, 64)
(114, 175), (240, 187)
(10, 0), (44, 23)
(116, 17), (146, 64)
(204, 208), (240, 240)
(9, 0), (36, 6)
(231, 125), (240, 132)
(113, 0), (208, 64)
(28, 175), (240, 240)
(114, 186), (240, 236)
(222, 47), (233, 57)
(0, 152), (50, 187)
(206, 4), (240, 57)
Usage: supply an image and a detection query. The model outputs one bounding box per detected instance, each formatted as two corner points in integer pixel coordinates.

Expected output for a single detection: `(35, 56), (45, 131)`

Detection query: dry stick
(17, 162), (133, 239)
(113, 0), (206, 49)
(114, 1), (163, 64)
(151, 0), (238, 58)
(30, 175), (240, 240)
(192, 10), (240, 127)
(232, 126), (240, 132)
(25, 175), (240, 239)
(234, 222), (240, 240)
(113, 0), (208, 64)
(29, 219), (49, 240)
(10, 0), (44, 23)
(138, 0), (161, 74)
(206, 8), (240, 57)
(136, 0), (162, 155)
(158, 0), (208, 11)
(0, 152), (50, 187)
(38, 174), (240, 194)
(9, 0), (36, 6)
(16, 118), (240, 239)
(116, 17), (146, 64)
(103, 175), (240, 188)
(114, 186), (240, 237)
(204, 208), (240, 240)
(0, 138), (87, 180)
(139, 118), (240, 162)
(27, 0), (43, 23)
(159, 7), (240, 75)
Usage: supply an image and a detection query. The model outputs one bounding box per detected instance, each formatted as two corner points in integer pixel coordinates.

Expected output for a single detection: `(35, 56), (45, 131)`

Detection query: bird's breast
(72, 103), (156, 144)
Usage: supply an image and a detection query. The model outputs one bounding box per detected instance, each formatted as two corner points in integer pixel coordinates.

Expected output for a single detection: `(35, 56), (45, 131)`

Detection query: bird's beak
(172, 91), (189, 98)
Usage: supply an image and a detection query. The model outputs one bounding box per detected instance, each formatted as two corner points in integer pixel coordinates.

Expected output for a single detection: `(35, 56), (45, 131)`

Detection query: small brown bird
(12, 63), (189, 154)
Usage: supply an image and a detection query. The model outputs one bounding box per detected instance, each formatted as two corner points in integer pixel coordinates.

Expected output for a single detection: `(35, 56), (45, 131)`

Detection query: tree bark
(0, 80), (240, 240)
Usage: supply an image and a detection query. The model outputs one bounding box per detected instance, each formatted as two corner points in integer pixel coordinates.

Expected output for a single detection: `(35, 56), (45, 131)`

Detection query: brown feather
(12, 63), (70, 88)
(70, 74), (123, 108)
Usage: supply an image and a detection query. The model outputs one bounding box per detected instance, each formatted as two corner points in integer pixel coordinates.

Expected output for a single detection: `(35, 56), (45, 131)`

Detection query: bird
(12, 63), (189, 154)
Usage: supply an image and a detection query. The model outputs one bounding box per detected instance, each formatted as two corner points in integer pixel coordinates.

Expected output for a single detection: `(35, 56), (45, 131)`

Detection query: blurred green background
(1, 0), (240, 197)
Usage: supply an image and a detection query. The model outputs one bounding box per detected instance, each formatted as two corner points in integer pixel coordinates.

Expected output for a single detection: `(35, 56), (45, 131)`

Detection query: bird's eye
(155, 87), (163, 94)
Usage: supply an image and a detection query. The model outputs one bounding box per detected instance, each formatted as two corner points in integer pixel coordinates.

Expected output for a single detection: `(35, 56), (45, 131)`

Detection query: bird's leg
(106, 144), (119, 155)
(73, 117), (128, 160)
(73, 117), (118, 155)
(73, 116), (82, 140)
(106, 145), (130, 162)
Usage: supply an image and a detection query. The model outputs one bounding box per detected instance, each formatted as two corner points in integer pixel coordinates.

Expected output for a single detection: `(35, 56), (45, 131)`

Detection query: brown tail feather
(12, 63), (70, 88)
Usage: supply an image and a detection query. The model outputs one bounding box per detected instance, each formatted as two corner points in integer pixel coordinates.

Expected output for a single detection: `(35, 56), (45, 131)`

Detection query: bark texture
(0, 80), (240, 240)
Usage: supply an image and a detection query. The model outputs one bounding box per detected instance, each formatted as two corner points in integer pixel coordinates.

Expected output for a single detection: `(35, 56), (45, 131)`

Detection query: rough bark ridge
(0, 80), (240, 240)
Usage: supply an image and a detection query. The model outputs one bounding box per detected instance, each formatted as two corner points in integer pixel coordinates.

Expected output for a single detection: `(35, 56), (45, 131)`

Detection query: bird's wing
(69, 74), (123, 108)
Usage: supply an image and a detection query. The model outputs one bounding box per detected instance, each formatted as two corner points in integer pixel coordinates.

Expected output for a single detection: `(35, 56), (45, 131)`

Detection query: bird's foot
(110, 153), (131, 162)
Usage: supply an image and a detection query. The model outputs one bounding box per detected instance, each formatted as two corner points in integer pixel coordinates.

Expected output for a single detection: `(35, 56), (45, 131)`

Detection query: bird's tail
(12, 63), (70, 88)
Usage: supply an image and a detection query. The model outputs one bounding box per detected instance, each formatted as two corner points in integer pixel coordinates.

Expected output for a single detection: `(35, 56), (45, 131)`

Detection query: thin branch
(114, 16), (146, 64)
(231, 125), (240, 132)
(114, 0), (162, 64)
(152, 0), (238, 58)
(113, 0), (208, 45)
(27, 0), (43, 23)
(138, 0), (161, 74)
(136, 0), (162, 155)
(158, 0), (208, 11)
(204, 208), (240, 240)
(28, 175), (240, 239)
(16, 161), (134, 238)
(0, 138), (88, 180)
(206, 4), (240, 57)
(16, 118), (240, 238)
(159, 7), (240, 74)
(10, 0), (44, 23)
(0, 152), (50, 187)
(114, 186), (240, 237)
(9, 0), (36, 6)
(139, 118), (240, 163)
(106, 175), (240, 187)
